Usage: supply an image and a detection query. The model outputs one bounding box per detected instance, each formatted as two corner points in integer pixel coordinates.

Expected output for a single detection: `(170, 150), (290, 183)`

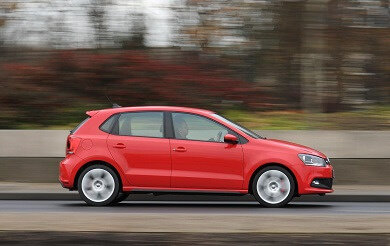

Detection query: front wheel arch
(248, 163), (298, 196)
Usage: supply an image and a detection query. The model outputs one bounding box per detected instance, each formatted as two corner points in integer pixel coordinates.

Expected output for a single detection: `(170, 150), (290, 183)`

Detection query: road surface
(0, 231), (389, 245)
(1, 200), (390, 244)
(0, 200), (390, 215)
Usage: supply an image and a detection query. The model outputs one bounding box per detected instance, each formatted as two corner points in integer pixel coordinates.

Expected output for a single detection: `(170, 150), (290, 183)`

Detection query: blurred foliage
(0, 50), (266, 128)
(0, 0), (389, 129)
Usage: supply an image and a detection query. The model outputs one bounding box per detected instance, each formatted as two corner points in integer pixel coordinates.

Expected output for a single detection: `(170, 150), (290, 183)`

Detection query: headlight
(298, 154), (327, 167)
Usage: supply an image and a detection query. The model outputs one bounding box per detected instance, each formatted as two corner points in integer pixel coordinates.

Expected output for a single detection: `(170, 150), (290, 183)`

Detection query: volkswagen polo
(59, 106), (334, 207)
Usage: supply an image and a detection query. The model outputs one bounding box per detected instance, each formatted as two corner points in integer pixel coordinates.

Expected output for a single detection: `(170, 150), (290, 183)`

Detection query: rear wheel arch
(247, 163), (298, 196)
(73, 160), (123, 191)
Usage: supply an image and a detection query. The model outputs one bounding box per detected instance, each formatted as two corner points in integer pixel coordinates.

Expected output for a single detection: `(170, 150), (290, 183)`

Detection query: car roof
(87, 106), (215, 116)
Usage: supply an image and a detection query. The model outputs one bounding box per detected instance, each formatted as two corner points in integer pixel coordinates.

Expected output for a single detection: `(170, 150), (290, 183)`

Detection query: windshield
(212, 114), (264, 139)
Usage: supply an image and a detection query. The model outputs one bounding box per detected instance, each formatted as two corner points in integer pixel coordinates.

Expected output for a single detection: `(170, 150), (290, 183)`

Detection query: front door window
(172, 113), (228, 142)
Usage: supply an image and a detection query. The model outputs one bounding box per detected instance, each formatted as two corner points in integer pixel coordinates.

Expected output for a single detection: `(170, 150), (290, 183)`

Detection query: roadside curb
(1, 193), (389, 202)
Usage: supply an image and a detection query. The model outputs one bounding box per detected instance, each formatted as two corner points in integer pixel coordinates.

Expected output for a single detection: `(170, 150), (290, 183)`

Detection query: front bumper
(298, 164), (334, 195)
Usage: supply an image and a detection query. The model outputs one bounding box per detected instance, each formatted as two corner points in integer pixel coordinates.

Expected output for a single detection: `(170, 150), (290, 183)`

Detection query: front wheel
(78, 165), (120, 206)
(252, 166), (295, 208)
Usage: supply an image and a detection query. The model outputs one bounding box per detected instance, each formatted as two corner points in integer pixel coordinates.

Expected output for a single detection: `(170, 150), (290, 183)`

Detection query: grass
(221, 106), (390, 130)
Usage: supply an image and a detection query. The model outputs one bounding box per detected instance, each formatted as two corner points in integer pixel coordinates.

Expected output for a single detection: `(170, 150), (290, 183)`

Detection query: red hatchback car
(59, 106), (334, 207)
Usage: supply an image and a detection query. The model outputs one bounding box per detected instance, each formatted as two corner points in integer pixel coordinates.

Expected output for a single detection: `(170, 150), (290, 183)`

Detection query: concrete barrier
(0, 130), (389, 185)
(260, 130), (390, 159)
(0, 130), (389, 158)
(0, 157), (389, 185)
(0, 130), (69, 158)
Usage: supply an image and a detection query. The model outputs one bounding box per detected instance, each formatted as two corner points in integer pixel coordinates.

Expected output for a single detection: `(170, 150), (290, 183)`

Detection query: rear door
(107, 111), (171, 188)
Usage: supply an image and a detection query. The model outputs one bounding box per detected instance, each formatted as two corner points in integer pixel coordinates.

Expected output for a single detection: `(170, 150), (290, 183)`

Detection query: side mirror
(224, 134), (238, 144)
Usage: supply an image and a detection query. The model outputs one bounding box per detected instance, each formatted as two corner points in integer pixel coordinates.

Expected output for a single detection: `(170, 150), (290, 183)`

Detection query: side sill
(124, 187), (248, 196)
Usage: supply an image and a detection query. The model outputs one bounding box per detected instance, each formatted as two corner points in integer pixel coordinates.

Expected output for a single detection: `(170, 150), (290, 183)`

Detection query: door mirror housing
(224, 134), (238, 144)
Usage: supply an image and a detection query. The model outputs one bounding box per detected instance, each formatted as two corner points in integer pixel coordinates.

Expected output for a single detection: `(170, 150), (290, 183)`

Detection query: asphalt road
(0, 231), (389, 246)
(1, 200), (390, 215)
(1, 200), (390, 236)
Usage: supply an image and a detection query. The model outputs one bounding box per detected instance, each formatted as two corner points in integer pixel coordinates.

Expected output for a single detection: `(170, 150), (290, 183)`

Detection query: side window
(172, 113), (229, 142)
(118, 112), (164, 138)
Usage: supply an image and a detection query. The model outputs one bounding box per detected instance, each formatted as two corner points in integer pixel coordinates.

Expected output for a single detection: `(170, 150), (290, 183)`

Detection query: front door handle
(173, 146), (186, 152)
(113, 143), (126, 149)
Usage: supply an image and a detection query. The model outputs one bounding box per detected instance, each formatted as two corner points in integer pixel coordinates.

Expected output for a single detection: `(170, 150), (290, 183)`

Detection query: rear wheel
(78, 165), (120, 206)
(252, 166), (295, 208)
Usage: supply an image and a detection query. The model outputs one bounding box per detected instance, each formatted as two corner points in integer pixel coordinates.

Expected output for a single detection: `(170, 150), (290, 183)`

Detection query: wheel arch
(247, 163), (298, 195)
(73, 160), (124, 191)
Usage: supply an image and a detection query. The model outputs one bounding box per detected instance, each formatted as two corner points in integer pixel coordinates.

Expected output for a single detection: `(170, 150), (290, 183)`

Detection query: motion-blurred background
(0, 0), (388, 130)
(0, 1), (389, 243)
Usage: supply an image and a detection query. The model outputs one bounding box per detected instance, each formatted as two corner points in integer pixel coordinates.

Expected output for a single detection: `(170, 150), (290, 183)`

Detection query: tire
(252, 166), (295, 208)
(78, 164), (120, 206)
(113, 192), (130, 204)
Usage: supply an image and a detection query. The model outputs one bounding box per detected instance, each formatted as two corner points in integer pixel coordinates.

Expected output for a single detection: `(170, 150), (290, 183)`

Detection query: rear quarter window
(99, 115), (117, 133)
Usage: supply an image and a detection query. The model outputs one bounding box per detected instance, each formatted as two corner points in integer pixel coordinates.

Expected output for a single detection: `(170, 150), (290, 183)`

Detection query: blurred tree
(323, 0), (390, 111)
(273, 1), (305, 109)
(300, 1), (327, 113)
(119, 12), (146, 49)
(88, 0), (111, 48)
(322, 0), (345, 113)
(0, 1), (17, 48)
(47, 10), (68, 48)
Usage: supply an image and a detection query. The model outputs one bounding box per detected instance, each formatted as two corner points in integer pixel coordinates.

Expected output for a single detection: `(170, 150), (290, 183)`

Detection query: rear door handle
(173, 146), (186, 152)
(113, 143), (126, 149)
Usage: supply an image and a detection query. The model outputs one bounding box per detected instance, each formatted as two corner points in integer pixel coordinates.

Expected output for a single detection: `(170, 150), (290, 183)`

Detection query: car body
(59, 106), (334, 207)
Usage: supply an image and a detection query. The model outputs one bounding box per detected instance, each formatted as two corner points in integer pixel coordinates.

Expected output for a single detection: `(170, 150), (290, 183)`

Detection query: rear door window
(117, 112), (164, 138)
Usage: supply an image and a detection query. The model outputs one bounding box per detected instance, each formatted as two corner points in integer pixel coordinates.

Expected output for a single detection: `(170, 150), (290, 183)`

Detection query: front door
(169, 112), (244, 190)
